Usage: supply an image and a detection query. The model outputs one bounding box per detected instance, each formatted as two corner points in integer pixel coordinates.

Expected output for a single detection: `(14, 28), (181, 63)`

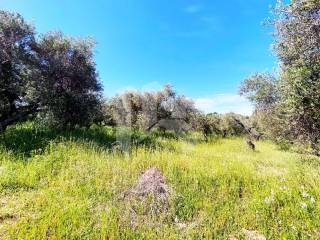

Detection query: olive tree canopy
(0, 11), (36, 130)
(275, 0), (320, 154)
(240, 0), (320, 154)
(0, 11), (103, 130)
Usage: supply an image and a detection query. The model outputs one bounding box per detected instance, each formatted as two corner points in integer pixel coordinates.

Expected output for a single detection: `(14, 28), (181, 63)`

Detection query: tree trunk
(0, 105), (38, 132)
(311, 142), (320, 157)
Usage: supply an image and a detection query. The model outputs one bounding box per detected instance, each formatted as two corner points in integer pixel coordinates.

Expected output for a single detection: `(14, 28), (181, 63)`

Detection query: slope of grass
(0, 123), (320, 239)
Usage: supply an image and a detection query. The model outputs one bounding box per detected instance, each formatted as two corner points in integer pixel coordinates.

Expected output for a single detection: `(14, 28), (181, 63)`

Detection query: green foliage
(0, 11), (103, 130)
(0, 11), (36, 129)
(0, 122), (162, 158)
(275, 0), (320, 152)
(220, 113), (248, 137)
(250, 108), (287, 142)
(276, 139), (292, 151)
(239, 73), (279, 111)
(194, 113), (222, 140)
(30, 32), (103, 129)
(105, 85), (196, 133)
(240, 1), (320, 155)
(1, 123), (320, 239)
(193, 112), (252, 141)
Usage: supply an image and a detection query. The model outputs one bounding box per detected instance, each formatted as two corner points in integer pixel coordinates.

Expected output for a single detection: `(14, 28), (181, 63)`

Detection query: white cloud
(141, 81), (163, 92)
(183, 4), (202, 14)
(194, 93), (253, 116)
(115, 85), (138, 94)
(115, 81), (164, 95)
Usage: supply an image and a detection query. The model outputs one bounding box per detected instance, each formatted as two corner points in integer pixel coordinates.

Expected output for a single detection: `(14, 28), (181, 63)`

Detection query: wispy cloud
(183, 4), (202, 14)
(179, 4), (222, 38)
(175, 31), (211, 38)
(200, 16), (216, 24)
(115, 85), (138, 94)
(174, 16), (221, 38)
(194, 93), (253, 116)
(141, 81), (163, 92)
(200, 16), (222, 32)
(115, 81), (164, 95)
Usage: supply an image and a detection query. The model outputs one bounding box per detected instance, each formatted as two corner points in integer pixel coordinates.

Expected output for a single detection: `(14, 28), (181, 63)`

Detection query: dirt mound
(242, 229), (266, 240)
(120, 167), (171, 228)
(228, 229), (266, 240)
(130, 167), (169, 201)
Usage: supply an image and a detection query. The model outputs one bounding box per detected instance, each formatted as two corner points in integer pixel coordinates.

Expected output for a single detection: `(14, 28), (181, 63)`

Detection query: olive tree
(29, 32), (103, 128)
(239, 73), (287, 141)
(0, 11), (36, 131)
(1, 11), (103, 130)
(240, 0), (320, 155)
(274, 0), (320, 154)
(106, 85), (197, 133)
(109, 91), (143, 128)
(239, 73), (279, 111)
(142, 85), (196, 133)
(193, 113), (222, 141)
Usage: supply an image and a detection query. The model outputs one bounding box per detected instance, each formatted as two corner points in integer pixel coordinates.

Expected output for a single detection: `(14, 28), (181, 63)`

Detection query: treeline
(101, 85), (250, 138)
(1, 0), (320, 155)
(0, 10), (250, 139)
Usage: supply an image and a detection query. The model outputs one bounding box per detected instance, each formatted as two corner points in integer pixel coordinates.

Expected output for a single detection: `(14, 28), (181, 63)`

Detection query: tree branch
(0, 105), (39, 132)
(146, 117), (187, 132)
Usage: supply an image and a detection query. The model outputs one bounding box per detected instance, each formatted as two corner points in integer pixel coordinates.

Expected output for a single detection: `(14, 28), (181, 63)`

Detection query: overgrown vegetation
(0, 123), (320, 239)
(0, 11), (102, 131)
(240, 0), (320, 155)
(1, 0), (320, 238)
(2, 0), (320, 154)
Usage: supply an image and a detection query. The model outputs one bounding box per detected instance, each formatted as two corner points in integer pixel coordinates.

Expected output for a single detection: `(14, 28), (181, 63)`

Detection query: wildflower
(302, 192), (309, 198)
(310, 197), (316, 204)
(264, 196), (273, 204)
(264, 197), (270, 204)
(301, 202), (308, 209)
(264, 190), (275, 204)
(279, 186), (288, 191)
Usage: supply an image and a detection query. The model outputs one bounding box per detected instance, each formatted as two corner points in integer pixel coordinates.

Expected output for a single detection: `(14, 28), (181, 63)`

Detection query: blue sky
(1, 0), (278, 115)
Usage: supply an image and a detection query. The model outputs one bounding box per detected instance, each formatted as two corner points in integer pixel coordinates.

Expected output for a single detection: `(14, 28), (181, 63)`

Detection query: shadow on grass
(0, 123), (157, 158)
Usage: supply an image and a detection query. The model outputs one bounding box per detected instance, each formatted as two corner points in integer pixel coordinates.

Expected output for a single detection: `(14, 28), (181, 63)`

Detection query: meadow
(0, 123), (320, 239)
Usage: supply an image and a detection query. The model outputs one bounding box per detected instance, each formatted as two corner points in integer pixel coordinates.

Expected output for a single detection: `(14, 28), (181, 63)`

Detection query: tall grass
(0, 123), (320, 239)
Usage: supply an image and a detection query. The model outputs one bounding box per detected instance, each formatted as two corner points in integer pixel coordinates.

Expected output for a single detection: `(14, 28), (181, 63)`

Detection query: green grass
(1, 123), (320, 239)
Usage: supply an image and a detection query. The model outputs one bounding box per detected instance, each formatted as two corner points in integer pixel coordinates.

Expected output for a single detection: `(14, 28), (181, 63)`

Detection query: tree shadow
(0, 124), (117, 158)
(0, 124), (158, 159)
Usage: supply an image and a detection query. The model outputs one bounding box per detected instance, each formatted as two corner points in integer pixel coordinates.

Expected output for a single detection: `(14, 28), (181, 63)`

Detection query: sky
(0, 0), (278, 115)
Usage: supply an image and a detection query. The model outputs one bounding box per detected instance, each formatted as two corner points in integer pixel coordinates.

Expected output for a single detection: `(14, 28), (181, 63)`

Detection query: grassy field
(0, 123), (320, 239)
